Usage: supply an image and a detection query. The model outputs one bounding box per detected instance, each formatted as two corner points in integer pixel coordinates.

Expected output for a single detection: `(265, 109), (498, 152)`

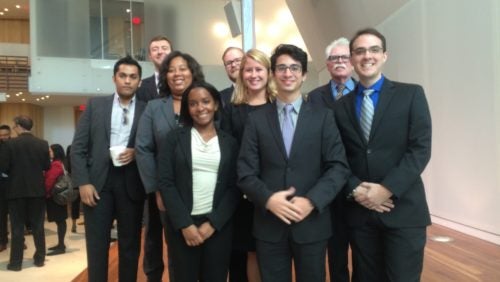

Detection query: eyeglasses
(122, 108), (129, 125)
(275, 64), (302, 74)
(352, 46), (384, 56)
(224, 57), (242, 67)
(327, 55), (350, 62)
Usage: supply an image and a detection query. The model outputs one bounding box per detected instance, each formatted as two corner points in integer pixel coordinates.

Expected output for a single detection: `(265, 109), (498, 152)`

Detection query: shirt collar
(357, 75), (385, 96)
(276, 96), (303, 114)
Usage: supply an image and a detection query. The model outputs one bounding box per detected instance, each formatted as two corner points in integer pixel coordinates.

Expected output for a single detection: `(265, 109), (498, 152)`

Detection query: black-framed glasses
(352, 46), (384, 56)
(327, 55), (350, 62)
(122, 108), (129, 125)
(224, 57), (242, 67)
(275, 64), (302, 74)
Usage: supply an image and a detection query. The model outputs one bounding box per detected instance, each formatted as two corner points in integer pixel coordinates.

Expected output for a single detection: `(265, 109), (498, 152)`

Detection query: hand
(354, 182), (393, 212)
(118, 148), (135, 165)
(155, 191), (166, 212)
(372, 199), (395, 213)
(289, 196), (314, 222)
(265, 187), (301, 225)
(181, 224), (204, 247)
(79, 184), (100, 207)
(198, 222), (215, 241)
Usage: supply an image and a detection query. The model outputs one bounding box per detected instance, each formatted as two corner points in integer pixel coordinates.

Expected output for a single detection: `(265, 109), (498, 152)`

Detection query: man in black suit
(220, 46), (244, 108)
(0, 116), (50, 271)
(71, 56), (146, 282)
(238, 44), (350, 282)
(334, 28), (432, 282)
(308, 37), (356, 282)
(136, 35), (172, 102)
(0, 125), (11, 253)
(135, 35), (173, 282)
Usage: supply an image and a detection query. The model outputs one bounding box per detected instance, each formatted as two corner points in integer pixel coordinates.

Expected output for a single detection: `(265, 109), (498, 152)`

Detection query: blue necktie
(360, 89), (374, 142)
(282, 104), (295, 157)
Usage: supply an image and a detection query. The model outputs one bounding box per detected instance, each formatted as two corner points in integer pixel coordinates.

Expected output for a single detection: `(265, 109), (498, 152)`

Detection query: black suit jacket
(71, 94), (146, 201)
(0, 133), (50, 199)
(308, 79), (357, 109)
(237, 100), (350, 243)
(219, 85), (234, 109)
(136, 75), (158, 102)
(334, 78), (432, 228)
(157, 127), (240, 231)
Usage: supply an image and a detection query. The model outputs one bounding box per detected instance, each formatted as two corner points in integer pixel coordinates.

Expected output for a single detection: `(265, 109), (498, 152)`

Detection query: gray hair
(324, 37), (350, 58)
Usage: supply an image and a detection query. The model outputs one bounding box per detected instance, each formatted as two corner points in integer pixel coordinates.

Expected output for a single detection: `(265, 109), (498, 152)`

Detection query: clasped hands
(353, 182), (395, 213)
(265, 187), (314, 225)
(181, 222), (215, 247)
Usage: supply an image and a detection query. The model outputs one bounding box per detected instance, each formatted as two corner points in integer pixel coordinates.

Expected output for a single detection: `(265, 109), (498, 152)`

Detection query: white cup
(109, 145), (126, 167)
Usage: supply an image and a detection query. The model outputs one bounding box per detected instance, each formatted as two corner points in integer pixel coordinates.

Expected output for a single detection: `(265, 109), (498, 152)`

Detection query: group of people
(0, 118), (82, 271)
(1, 26), (432, 282)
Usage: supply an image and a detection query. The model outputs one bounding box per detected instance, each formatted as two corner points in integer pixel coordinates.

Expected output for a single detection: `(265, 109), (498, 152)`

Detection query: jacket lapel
(265, 103), (288, 160)
(178, 127), (192, 172)
(287, 101), (311, 159)
(161, 97), (178, 130)
(343, 86), (367, 145)
(321, 84), (336, 109)
(104, 95), (114, 144)
(370, 79), (395, 137)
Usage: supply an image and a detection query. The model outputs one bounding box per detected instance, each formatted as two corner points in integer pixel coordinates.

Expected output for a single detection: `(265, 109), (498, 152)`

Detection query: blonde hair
(231, 49), (276, 105)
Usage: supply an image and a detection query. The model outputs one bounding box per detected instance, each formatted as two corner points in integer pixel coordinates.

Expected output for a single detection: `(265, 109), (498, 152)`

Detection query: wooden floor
(72, 224), (500, 281)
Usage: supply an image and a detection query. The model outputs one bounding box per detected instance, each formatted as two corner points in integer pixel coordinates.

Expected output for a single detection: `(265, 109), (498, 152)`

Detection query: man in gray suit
(238, 44), (350, 282)
(71, 56), (146, 282)
(0, 116), (50, 271)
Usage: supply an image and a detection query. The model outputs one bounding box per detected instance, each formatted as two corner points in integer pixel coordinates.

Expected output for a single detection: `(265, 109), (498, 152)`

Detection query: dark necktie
(335, 84), (345, 100)
(360, 89), (374, 142)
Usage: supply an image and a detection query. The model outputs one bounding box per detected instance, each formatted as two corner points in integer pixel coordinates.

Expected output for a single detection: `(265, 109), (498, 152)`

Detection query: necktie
(122, 108), (129, 125)
(335, 84), (345, 100)
(360, 89), (374, 142)
(282, 104), (295, 157)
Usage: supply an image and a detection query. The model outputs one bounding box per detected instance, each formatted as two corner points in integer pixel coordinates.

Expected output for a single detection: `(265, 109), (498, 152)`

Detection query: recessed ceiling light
(6, 94), (10, 98)
(16, 5), (21, 9)
(0, 12), (4, 16)
(36, 98), (40, 101)
(4, 8), (8, 12)
(126, 9), (131, 13)
(45, 95), (50, 98)
(21, 98), (26, 102)
(41, 97), (45, 100)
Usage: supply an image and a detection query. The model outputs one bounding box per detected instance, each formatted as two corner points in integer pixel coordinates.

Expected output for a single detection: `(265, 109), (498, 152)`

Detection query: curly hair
(158, 51), (205, 96)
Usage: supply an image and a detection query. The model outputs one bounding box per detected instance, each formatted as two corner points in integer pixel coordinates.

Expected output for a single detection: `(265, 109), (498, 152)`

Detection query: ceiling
(0, 0), (28, 19)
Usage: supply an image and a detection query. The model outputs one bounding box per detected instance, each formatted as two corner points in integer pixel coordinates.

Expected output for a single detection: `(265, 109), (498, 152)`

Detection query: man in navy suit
(308, 36), (356, 282)
(135, 35), (173, 282)
(334, 28), (432, 282)
(219, 47), (244, 108)
(136, 35), (172, 102)
(238, 44), (350, 282)
(71, 56), (146, 282)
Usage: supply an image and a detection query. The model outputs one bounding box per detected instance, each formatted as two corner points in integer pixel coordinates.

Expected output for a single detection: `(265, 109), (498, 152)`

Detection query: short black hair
(50, 144), (66, 161)
(113, 55), (142, 79)
(179, 81), (221, 127)
(158, 51), (205, 96)
(0, 124), (10, 131)
(270, 44), (308, 74)
(13, 115), (33, 131)
(349, 27), (387, 53)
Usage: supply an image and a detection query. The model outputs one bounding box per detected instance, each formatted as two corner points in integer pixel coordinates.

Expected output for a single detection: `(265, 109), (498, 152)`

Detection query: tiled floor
(0, 218), (87, 282)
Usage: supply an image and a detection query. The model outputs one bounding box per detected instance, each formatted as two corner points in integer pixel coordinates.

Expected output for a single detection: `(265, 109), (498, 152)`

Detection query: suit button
(367, 149), (372, 154)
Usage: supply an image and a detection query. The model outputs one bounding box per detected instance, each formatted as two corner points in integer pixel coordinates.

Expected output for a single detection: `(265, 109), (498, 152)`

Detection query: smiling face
(272, 54), (305, 100)
(350, 34), (387, 87)
(113, 64), (141, 102)
(149, 39), (172, 70)
(242, 57), (269, 94)
(187, 87), (219, 130)
(166, 56), (193, 97)
(326, 45), (353, 84)
(223, 48), (244, 82)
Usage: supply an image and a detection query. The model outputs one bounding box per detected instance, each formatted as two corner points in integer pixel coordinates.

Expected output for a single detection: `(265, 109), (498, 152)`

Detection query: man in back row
(220, 46), (244, 108)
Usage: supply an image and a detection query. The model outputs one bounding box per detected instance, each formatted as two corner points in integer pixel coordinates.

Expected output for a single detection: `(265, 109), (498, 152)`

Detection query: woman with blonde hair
(222, 48), (275, 282)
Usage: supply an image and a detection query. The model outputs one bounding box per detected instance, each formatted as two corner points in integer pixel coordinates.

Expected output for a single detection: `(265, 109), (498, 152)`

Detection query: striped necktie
(360, 89), (374, 142)
(335, 84), (345, 100)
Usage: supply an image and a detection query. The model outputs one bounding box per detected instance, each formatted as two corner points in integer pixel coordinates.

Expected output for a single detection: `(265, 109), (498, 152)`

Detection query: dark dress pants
(327, 197), (350, 282)
(165, 214), (232, 282)
(83, 166), (144, 282)
(349, 212), (427, 282)
(256, 233), (328, 282)
(8, 197), (46, 267)
(0, 179), (8, 245)
(143, 192), (166, 282)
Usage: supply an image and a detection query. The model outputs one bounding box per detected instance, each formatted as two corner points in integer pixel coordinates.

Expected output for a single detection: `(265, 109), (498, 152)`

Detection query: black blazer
(157, 127), (240, 231)
(0, 133), (50, 199)
(334, 78), (432, 228)
(71, 94), (146, 201)
(237, 100), (350, 243)
(308, 79), (357, 110)
(219, 85), (234, 109)
(136, 75), (158, 102)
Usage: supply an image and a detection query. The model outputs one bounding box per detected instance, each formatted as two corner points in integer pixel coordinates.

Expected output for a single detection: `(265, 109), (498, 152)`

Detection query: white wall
(379, 0), (500, 244)
(43, 106), (75, 150)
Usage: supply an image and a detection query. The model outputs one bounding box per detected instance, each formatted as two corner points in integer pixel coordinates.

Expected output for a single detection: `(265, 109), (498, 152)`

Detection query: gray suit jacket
(71, 94), (146, 201)
(237, 100), (350, 243)
(135, 96), (179, 194)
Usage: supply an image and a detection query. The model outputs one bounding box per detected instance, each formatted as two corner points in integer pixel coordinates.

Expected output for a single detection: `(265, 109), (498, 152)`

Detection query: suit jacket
(136, 75), (159, 102)
(308, 79), (357, 109)
(237, 100), (350, 243)
(157, 127), (240, 231)
(219, 85), (234, 109)
(135, 96), (179, 194)
(0, 133), (50, 199)
(334, 78), (432, 228)
(71, 94), (146, 201)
